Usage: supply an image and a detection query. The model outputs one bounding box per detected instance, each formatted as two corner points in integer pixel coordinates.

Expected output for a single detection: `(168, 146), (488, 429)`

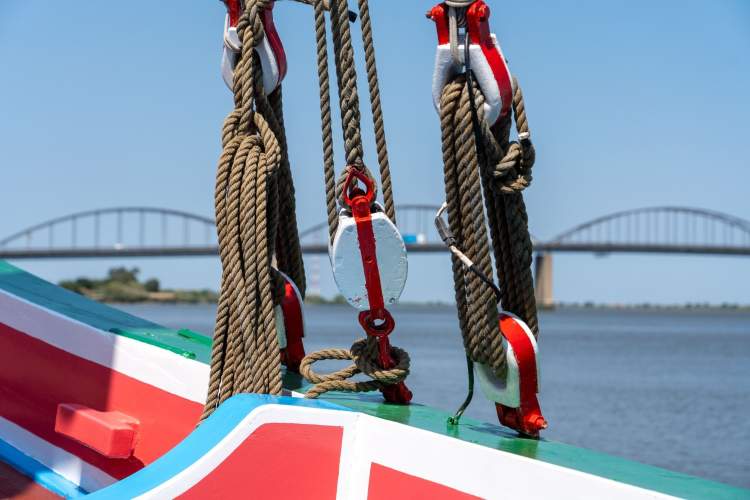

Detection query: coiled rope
(440, 69), (538, 381)
(202, 0), (306, 420)
(300, 0), (410, 399)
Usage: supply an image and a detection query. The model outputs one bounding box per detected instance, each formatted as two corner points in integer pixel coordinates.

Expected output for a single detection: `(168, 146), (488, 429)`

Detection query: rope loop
(300, 338), (410, 399)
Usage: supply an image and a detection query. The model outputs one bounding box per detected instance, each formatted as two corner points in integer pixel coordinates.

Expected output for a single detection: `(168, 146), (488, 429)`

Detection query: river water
(116, 303), (750, 488)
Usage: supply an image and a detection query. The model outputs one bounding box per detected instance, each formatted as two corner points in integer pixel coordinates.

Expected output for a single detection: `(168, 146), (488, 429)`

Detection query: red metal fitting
(428, 1), (493, 46)
(496, 403), (547, 438)
(344, 167), (411, 405)
(220, 1), (287, 92)
(427, 3), (450, 44)
(342, 167), (376, 209)
(358, 309), (395, 338)
(279, 275), (305, 373)
(495, 314), (547, 437)
(222, 0), (242, 27)
(428, 0), (513, 124)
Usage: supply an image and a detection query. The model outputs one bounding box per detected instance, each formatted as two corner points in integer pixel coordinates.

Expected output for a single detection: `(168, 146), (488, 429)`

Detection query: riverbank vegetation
(60, 267), (218, 303)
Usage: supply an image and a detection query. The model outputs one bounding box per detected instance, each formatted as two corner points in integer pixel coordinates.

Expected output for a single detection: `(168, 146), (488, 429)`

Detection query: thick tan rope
(479, 78), (539, 337)
(202, 0), (305, 420)
(300, 339), (409, 398)
(439, 70), (539, 380)
(356, 0), (395, 223)
(312, 0), (339, 242)
(301, 0), (410, 399)
(441, 77), (506, 377)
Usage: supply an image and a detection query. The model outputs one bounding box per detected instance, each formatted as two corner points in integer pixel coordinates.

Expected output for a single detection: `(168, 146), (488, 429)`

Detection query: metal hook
(448, 355), (475, 425)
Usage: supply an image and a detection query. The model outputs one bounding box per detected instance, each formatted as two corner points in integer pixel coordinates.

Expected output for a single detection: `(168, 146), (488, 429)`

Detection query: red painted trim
(179, 424), (343, 499)
(467, 1), (513, 121)
(346, 171), (412, 405)
(368, 463), (480, 500)
(351, 198), (386, 319)
(280, 278), (305, 372)
(0, 322), (202, 479)
(262, 4), (287, 85)
(222, 0), (242, 27)
(495, 314), (546, 436)
(428, 4), (450, 45)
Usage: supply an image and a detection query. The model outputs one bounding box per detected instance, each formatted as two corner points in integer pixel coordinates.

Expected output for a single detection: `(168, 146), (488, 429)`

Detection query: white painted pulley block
(475, 311), (540, 408)
(221, 10), (286, 95)
(432, 33), (512, 127)
(330, 206), (408, 311)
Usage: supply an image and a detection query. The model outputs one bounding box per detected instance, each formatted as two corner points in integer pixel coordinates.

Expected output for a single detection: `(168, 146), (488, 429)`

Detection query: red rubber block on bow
(55, 403), (140, 459)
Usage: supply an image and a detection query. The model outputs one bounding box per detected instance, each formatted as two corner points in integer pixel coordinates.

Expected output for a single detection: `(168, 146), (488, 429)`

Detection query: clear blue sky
(1, 1), (748, 304)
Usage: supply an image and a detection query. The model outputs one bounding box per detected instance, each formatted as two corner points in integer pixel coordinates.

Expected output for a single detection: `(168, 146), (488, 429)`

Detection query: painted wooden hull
(0, 261), (746, 499)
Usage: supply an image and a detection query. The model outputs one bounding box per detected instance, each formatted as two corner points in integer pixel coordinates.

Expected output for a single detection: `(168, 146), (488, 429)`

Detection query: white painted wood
(432, 34), (509, 126)
(131, 404), (675, 500)
(0, 416), (116, 493)
(330, 210), (408, 311)
(221, 15), (280, 94)
(0, 289), (208, 404)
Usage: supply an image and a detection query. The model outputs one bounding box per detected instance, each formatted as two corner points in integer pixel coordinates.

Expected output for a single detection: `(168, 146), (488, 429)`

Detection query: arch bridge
(1, 205), (748, 305)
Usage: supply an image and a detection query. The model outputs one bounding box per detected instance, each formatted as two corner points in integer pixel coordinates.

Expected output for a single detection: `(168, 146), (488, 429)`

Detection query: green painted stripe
(0, 261), (211, 363)
(2, 261), (747, 498)
(283, 371), (749, 499)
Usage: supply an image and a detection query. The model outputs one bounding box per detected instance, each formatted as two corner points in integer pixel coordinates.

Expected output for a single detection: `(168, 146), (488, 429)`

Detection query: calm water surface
(117, 303), (750, 488)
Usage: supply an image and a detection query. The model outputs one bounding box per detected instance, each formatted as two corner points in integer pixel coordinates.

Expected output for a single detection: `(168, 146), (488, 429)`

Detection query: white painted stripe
(133, 404), (675, 500)
(134, 405), (359, 499)
(0, 416), (116, 493)
(0, 288), (208, 403)
(354, 413), (675, 499)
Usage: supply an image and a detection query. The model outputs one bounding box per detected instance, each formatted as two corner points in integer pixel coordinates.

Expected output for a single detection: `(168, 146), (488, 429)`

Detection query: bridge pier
(534, 252), (554, 309)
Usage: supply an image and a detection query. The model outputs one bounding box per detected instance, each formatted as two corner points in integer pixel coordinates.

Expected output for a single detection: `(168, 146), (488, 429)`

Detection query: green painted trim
(2, 261), (747, 498)
(326, 395), (748, 499)
(0, 261), (211, 363)
(283, 371), (749, 499)
(110, 328), (198, 360)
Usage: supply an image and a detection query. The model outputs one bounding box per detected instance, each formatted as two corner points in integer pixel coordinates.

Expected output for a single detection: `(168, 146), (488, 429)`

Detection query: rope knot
(493, 138), (535, 194)
(300, 338), (410, 399)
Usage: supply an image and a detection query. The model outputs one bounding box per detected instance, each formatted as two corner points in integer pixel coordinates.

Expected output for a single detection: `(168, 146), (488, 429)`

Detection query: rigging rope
(439, 71), (538, 381)
(300, 0), (410, 400)
(202, 0), (306, 420)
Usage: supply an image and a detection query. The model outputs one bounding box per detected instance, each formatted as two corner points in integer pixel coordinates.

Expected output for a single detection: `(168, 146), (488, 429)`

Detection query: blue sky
(1, 1), (748, 304)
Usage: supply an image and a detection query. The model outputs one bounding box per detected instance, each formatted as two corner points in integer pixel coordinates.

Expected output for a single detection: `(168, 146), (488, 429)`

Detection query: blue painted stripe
(88, 395), (349, 499)
(0, 438), (87, 498)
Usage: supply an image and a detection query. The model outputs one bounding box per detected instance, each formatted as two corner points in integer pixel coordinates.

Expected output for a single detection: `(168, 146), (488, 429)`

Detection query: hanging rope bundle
(440, 74), (538, 383)
(299, 0), (411, 401)
(430, 0), (539, 393)
(202, 0), (306, 420)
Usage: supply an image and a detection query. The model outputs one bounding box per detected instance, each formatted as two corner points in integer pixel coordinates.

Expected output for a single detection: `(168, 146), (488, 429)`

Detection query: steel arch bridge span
(0, 205), (448, 259)
(1, 205), (749, 259)
(537, 206), (750, 256)
(0, 207), (217, 255)
(532, 206), (750, 308)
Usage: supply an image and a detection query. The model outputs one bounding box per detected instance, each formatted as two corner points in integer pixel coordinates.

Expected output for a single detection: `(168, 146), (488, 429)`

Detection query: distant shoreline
(62, 268), (749, 311)
(111, 296), (750, 312)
